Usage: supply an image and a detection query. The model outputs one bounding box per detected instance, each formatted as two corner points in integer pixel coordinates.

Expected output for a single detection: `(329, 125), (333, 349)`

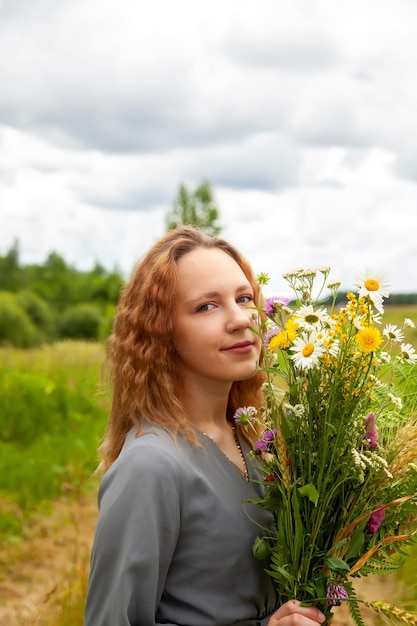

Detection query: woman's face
(172, 247), (261, 391)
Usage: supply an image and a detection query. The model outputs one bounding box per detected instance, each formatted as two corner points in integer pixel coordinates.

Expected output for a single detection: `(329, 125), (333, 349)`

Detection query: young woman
(85, 227), (325, 626)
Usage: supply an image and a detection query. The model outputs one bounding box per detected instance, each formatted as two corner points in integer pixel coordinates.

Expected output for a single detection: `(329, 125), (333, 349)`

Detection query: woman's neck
(182, 385), (231, 436)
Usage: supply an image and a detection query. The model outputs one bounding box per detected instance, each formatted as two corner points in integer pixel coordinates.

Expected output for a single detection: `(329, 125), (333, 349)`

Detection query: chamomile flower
(317, 328), (339, 357)
(369, 374), (382, 386)
(295, 305), (330, 331)
(353, 316), (365, 331)
(383, 324), (405, 343)
(375, 351), (391, 365)
(404, 318), (416, 329)
(400, 343), (417, 363)
(354, 269), (390, 314)
(290, 332), (325, 370)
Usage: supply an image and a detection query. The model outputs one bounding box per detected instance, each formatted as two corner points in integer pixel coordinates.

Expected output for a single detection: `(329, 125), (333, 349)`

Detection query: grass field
(0, 341), (108, 539)
(0, 341), (107, 625)
(1, 305), (417, 625)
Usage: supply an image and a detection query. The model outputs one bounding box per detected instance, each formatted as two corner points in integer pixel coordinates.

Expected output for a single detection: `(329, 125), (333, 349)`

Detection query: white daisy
(382, 324), (404, 343)
(371, 312), (383, 325)
(369, 374), (383, 387)
(295, 305), (330, 331)
(400, 343), (417, 363)
(375, 351), (391, 365)
(290, 332), (326, 370)
(404, 318), (416, 329)
(353, 316), (364, 331)
(354, 269), (390, 313)
(317, 328), (339, 357)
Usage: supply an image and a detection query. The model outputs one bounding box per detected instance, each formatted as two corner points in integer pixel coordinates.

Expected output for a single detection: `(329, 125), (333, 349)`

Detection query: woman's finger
(268, 599), (326, 624)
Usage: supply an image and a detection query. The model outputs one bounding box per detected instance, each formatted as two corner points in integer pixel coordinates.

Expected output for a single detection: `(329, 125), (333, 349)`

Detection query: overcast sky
(1, 0), (417, 298)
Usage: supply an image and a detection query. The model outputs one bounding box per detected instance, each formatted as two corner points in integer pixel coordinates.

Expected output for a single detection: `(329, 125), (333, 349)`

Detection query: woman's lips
(222, 341), (253, 354)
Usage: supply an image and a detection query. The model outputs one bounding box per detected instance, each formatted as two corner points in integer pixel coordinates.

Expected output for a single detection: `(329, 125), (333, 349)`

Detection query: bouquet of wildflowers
(236, 267), (417, 625)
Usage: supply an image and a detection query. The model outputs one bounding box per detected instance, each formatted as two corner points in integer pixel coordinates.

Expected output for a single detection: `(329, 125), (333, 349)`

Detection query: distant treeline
(333, 292), (417, 306)
(1, 241), (417, 348)
(0, 242), (124, 347)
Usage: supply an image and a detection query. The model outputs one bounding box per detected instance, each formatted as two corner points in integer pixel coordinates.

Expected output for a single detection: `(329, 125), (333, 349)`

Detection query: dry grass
(331, 575), (409, 625)
(0, 489), (412, 626)
(0, 492), (98, 626)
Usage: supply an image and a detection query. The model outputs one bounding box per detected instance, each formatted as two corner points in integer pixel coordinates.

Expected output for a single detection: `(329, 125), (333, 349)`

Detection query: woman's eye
(238, 295), (254, 305)
(196, 302), (215, 312)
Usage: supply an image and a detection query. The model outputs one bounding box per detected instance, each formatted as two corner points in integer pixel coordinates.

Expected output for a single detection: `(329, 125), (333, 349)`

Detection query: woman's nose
(226, 304), (252, 332)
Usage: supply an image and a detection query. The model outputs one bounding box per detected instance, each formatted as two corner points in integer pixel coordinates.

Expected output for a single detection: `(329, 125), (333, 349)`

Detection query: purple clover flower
(233, 406), (258, 426)
(265, 296), (291, 318)
(363, 412), (379, 449)
(264, 327), (281, 349)
(364, 412), (376, 429)
(255, 429), (277, 453)
(326, 582), (349, 606)
(367, 505), (386, 534)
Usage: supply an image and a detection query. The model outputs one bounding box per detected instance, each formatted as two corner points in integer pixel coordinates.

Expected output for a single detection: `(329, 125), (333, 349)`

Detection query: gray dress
(85, 425), (279, 626)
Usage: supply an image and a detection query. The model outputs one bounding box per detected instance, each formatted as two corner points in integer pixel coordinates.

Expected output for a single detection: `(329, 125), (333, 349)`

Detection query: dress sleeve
(84, 444), (181, 626)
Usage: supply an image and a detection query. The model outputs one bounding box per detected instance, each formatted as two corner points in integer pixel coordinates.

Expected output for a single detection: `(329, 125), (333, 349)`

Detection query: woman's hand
(268, 600), (326, 625)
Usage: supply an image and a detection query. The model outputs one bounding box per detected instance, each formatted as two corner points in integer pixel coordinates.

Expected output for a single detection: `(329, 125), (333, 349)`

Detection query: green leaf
(324, 555), (350, 571)
(252, 536), (271, 560)
(345, 531), (365, 560)
(327, 538), (348, 554)
(298, 483), (319, 506)
(291, 489), (304, 564)
(266, 564), (295, 584)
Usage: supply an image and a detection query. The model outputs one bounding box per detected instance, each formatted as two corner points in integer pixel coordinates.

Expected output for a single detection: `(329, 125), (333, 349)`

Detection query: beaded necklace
(202, 423), (249, 482)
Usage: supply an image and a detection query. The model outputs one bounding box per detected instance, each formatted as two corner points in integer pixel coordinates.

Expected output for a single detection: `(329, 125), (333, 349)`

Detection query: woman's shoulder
(122, 424), (188, 452)
(109, 425), (197, 477)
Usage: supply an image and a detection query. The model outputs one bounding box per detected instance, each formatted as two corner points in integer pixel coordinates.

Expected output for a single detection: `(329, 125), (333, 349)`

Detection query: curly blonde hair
(99, 226), (265, 469)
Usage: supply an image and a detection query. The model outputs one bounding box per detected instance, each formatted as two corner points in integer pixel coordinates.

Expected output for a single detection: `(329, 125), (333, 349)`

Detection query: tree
(165, 181), (222, 236)
(0, 291), (36, 348)
(0, 240), (25, 291)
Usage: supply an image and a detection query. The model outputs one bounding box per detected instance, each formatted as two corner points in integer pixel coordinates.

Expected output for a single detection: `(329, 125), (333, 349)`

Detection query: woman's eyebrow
(185, 291), (220, 307)
(185, 284), (252, 307)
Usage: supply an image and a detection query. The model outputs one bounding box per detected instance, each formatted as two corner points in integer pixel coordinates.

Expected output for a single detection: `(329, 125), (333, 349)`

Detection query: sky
(1, 0), (417, 298)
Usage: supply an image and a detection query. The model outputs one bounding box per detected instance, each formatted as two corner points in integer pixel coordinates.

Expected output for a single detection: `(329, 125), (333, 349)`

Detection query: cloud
(226, 31), (340, 73)
(1, 0), (417, 296)
(183, 133), (300, 191)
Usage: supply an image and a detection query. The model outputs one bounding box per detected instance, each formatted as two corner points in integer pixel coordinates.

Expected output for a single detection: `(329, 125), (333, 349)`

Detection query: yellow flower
(269, 331), (291, 350)
(268, 318), (299, 351)
(356, 327), (382, 354)
(286, 317), (299, 339)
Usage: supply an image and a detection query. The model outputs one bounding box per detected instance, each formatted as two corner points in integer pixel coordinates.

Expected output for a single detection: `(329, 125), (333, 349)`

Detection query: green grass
(0, 307), (416, 624)
(0, 341), (108, 539)
(1, 307), (416, 539)
(383, 304), (417, 345)
(396, 543), (417, 612)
